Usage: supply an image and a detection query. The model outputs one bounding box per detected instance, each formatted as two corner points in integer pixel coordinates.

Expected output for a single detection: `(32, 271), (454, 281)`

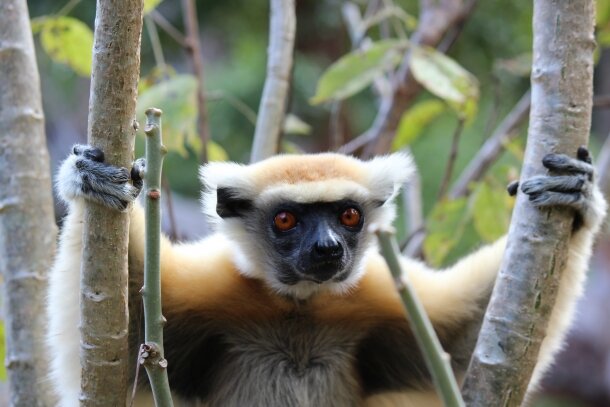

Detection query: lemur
(47, 144), (607, 406)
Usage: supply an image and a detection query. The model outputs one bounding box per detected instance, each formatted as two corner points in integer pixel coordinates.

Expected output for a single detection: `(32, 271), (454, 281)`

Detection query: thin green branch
(373, 226), (464, 407)
(141, 108), (174, 407)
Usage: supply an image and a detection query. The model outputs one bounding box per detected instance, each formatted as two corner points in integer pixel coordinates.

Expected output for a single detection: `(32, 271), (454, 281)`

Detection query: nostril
(313, 241), (344, 260)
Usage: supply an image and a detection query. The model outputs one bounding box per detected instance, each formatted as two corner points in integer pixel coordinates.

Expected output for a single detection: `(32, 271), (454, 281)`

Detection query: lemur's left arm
(365, 149), (607, 405)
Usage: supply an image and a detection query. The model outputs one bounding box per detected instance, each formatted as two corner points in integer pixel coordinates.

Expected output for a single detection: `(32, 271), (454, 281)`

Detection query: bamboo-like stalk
(141, 108), (174, 407)
(373, 226), (465, 407)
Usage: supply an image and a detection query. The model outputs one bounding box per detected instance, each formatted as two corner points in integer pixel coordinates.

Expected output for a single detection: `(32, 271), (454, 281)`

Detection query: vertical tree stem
(141, 108), (174, 407)
(182, 0), (210, 163)
(374, 227), (465, 407)
(250, 0), (296, 163)
(80, 0), (143, 405)
(0, 0), (57, 405)
(462, 2), (595, 405)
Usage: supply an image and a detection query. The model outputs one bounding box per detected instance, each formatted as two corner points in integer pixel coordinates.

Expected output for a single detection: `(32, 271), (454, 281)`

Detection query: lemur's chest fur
(163, 312), (366, 406)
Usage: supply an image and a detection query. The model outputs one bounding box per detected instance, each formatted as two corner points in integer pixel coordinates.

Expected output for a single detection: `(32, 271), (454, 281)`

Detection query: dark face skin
(216, 188), (367, 286)
(264, 200), (365, 285)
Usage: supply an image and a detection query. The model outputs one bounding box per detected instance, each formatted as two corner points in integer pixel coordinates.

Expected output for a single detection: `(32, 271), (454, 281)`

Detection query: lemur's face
(213, 186), (378, 298)
(261, 199), (365, 286)
(202, 152), (415, 299)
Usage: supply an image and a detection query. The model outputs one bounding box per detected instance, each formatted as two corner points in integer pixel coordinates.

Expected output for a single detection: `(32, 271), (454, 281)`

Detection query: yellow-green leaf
(310, 40), (408, 105)
(283, 114), (312, 136)
(423, 198), (470, 267)
(39, 17), (93, 76)
(207, 140), (229, 162)
(598, 0), (610, 27)
(144, 0), (163, 14)
(137, 75), (198, 157)
(392, 99), (446, 151)
(471, 182), (509, 242)
(409, 46), (479, 120)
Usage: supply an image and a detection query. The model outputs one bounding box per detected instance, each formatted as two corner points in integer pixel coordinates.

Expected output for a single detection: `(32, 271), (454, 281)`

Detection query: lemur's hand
(508, 147), (607, 233)
(57, 144), (146, 211)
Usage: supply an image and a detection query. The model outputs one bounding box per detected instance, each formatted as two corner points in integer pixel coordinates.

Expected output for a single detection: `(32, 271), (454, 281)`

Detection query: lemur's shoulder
(160, 233), (293, 321)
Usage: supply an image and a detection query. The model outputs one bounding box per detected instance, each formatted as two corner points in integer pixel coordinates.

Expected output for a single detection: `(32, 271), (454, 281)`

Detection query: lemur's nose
(312, 239), (344, 261)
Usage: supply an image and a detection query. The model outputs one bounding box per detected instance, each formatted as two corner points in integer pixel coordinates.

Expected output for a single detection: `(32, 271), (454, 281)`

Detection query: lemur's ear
(363, 152), (415, 204)
(216, 187), (253, 218)
(199, 161), (253, 222)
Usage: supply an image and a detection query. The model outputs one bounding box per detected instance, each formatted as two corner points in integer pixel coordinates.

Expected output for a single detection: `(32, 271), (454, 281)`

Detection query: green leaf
(310, 40), (408, 105)
(423, 198), (470, 267)
(207, 140), (229, 162)
(39, 17), (93, 76)
(137, 75), (199, 157)
(471, 182), (509, 242)
(30, 17), (47, 34)
(144, 0), (163, 14)
(283, 114), (312, 136)
(598, 0), (610, 27)
(409, 46), (479, 120)
(391, 99), (446, 151)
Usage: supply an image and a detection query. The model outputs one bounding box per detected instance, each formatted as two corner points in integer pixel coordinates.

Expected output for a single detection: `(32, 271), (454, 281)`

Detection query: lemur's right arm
(47, 145), (241, 407)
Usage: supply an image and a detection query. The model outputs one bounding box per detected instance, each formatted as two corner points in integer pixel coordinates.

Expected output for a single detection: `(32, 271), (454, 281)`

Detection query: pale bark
(0, 1), (57, 405)
(80, 0), (143, 405)
(462, 2), (595, 405)
(250, 0), (296, 163)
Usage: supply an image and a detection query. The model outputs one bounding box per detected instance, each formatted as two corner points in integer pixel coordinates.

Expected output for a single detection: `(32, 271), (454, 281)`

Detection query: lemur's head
(200, 152), (413, 299)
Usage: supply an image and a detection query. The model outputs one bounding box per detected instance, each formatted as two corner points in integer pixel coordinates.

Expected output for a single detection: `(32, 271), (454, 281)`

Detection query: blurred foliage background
(13, 0), (610, 405)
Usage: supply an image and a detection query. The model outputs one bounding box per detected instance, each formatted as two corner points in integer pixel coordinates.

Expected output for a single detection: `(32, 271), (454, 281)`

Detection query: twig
(162, 176), (179, 241)
(373, 226), (465, 407)
(141, 108), (174, 407)
(436, 117), (465, 200)
(149, 10), (188, 47)
(400, 167), (426, 258)
(250, 0), (296, 163)
(56, 0), (81, 16)
(596, 133), (610, 201)
(145, 16), (169, 78)
(182, 0), (210, 164)
(593, 94), (610, 108)
(449, 89), (531, 199)
(206, 90), (257, 126)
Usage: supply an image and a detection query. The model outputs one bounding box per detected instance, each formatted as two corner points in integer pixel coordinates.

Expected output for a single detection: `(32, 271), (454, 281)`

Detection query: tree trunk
(0, 0), (57, 405)
(461, 2), (595, 405)
(79, 0), (143, 405)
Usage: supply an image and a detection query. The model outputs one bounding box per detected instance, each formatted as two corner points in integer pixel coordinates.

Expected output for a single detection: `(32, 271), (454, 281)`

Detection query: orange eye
(273, 211), (297, 231)
(340, 207), (361, 227)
